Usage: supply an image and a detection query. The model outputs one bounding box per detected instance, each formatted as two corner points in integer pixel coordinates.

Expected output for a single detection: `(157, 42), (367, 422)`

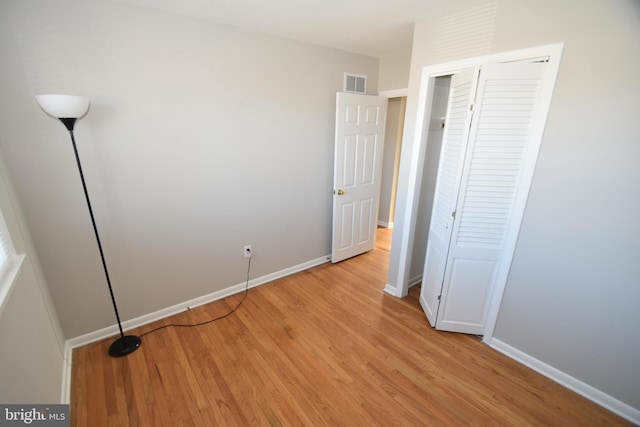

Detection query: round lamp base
(108, 335), (141, 357)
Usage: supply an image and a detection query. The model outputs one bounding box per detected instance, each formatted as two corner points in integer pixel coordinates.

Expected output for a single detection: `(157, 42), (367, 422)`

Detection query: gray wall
(0, 0), (379, 338)
(378, 48), (412, 92)
(0, 148), (65, 403)
(390, 0), (640, 411)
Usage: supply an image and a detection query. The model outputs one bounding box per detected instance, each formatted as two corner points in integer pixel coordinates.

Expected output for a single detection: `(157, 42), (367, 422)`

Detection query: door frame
(390, 43), (564, 343)
(377, 89), (408, 230)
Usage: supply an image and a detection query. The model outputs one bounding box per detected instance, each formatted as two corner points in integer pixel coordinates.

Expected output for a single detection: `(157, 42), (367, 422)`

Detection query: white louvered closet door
(420, 68), (479, 326)
(435, 61), (548, 334)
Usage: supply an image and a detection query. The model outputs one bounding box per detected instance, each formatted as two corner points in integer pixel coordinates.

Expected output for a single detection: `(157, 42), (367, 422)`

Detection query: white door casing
(332, 93), (387, 263)
(421, 60), (556, 335)
(419, 68), (479, 325)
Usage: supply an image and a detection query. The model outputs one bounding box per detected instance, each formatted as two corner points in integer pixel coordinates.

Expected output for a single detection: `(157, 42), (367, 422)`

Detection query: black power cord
(138, 257), (251, 339)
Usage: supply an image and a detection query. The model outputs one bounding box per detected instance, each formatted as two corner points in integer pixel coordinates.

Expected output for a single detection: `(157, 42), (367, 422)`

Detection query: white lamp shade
(36, 94), (90, 119)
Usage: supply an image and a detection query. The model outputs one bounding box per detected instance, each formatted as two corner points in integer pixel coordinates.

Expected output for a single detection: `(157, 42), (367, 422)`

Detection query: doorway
(378, 96), (406, 230)
(331, 93), (387, 263)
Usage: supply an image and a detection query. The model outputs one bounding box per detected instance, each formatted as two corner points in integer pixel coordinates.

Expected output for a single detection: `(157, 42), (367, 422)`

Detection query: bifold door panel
(421, 61), (553, 335)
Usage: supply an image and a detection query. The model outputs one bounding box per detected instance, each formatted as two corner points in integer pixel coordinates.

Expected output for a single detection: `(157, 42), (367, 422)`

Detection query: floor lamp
(36, 94), (141, 357)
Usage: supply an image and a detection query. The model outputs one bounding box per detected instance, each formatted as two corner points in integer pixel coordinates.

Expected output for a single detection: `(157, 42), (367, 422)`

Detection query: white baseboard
(408, 274), (422, 287)
(383, 283), (397, 296)
(489, 338), (640, 425)
(377, 220), (394, 228)
(65, 255), (330, 350)
(60, 344), (73, 404)
(384, 275), (421, 298)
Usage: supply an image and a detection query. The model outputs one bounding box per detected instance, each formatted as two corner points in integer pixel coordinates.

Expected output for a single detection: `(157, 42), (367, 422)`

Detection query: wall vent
(344, 73), (367, 94)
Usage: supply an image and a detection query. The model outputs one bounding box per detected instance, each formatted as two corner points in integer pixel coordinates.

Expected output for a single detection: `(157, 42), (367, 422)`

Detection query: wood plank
(70, 227), (633, 426)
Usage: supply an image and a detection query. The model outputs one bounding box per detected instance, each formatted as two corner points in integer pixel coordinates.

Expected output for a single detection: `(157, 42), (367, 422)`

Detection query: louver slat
(430, 69), (476, 242)
(455, 77), (541, 248)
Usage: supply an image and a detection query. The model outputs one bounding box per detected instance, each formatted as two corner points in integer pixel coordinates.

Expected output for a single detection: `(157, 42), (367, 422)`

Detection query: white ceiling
(115, 0), (486, 58)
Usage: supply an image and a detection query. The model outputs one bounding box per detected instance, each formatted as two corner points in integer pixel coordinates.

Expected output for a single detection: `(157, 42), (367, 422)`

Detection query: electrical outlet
(243, 245), (252, 258)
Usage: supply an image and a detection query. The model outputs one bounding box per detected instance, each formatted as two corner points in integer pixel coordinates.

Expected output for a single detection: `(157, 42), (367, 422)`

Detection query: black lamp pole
(60, 117), (141, 357)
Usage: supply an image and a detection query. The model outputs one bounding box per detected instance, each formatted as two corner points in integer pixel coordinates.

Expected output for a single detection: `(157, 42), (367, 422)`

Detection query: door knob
(336, 189), (345, 196)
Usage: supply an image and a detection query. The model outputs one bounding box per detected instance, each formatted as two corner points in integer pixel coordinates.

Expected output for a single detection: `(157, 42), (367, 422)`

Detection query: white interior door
(422, 60), (554, 334)
(332, 92), (387, 263)
(419, 68), (479, 325)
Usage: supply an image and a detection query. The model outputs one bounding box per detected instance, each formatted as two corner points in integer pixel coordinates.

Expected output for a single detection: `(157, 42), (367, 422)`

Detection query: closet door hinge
(451, 210), (457, 219)
(437, 294), (442, 301)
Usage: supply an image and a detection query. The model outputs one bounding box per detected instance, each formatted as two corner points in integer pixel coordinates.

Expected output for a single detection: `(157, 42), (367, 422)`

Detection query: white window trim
(0, 208), (26, 318)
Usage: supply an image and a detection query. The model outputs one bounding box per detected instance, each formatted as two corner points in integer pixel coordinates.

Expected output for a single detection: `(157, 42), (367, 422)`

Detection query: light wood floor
(71, 228), (632, 426)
